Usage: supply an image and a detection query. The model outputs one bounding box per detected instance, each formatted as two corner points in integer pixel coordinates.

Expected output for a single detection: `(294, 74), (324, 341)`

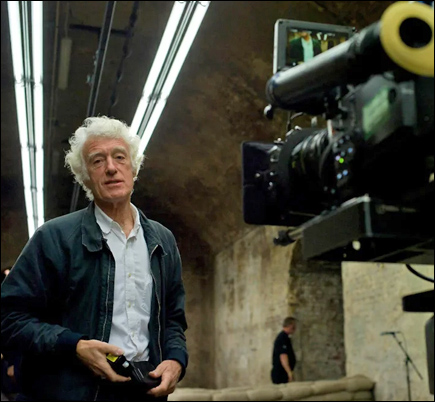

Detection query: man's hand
(7, 365), (15, 380)
(76, 339), (131, 382)
(147, 360), (182, 397)
(288, 371), (294, 382)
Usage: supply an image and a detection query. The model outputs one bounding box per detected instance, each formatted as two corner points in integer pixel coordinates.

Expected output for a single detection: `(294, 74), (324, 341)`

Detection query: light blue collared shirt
(302, 36), (314, 62)
(95, 203), (152, 362)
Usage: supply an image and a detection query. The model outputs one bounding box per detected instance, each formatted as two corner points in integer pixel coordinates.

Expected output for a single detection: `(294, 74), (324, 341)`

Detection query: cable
(286, 111), (305, 132)
(406, 264), (434, 283)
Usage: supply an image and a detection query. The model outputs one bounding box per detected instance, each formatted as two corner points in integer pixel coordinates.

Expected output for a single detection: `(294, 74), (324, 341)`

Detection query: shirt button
(128, 302), (132, 308)
(128, 273), (132, 278)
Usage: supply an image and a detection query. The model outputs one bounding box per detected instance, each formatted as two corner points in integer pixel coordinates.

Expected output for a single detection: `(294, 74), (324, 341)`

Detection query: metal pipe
(86, 1), (116, 118)
(47, 1), (60, 188)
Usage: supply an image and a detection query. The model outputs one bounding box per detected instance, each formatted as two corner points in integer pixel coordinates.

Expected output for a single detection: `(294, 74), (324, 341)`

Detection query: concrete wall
(213, 226), (293, 389)
(342, 262), (434, 401)
(212, 226), (345, 389)
(180, 260), (215, 388)
(174, 231), (215, 389)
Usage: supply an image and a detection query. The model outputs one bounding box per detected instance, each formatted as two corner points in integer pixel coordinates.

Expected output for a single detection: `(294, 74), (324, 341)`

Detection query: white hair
(64, 116), (144, 200)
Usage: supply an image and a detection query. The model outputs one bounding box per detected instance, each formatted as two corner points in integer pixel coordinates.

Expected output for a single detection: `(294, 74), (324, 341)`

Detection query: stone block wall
(289, 242), (345, 381)
(213, 226), (293, 389)
(342, 262), (434, 401)
(212, 226), (345, 388)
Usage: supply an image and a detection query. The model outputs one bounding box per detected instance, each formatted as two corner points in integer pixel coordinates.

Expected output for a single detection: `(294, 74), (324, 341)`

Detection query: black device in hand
(106, 354), (161, 390)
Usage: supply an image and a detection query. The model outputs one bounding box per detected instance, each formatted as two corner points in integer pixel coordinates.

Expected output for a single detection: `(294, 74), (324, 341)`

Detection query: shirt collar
(302, 36), (312, 46)
(94, 204), (112, 235)
(94, 203), (141, 236)
(131, 204), (141, 236)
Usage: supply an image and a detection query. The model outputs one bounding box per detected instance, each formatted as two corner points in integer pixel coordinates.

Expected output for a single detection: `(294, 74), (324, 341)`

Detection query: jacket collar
(81, 202), (165, 256)
(138, 208), (167, 257)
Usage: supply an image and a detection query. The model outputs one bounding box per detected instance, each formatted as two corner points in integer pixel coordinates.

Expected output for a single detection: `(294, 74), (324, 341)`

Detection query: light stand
(389, 333), (424, 401)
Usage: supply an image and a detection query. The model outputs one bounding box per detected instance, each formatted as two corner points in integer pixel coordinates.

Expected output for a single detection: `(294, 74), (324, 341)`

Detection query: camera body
(243, 74), (433, 227)
(242, 2), (434, 264)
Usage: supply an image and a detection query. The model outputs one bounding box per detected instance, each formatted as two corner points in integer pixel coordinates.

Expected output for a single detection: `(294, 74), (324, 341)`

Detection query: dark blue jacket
(1, 203), (188, 400)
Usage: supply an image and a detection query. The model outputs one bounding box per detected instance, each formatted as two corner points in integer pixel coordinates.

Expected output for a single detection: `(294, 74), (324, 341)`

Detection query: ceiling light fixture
(130, 1), (211, 155)
(7, 1), (45, 238)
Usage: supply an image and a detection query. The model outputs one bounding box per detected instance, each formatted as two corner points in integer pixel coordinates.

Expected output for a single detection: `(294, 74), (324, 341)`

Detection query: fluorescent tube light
(7, 2), (24, 83)
(136, 1), (210, 153)
(34, 84), (45, 227)
(8, 2), (34, 238)
(17, 86), (35, 238)
(131, 1), (187, 136)
(138, 99), (167, 156)
(32, 1), (45, 227)
(8, 1), (45, 237)
(161, 1), (210, 100)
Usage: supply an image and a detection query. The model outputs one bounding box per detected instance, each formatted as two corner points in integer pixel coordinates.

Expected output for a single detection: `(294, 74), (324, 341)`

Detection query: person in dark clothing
(271, 317), (297, 384)
(1, 269), (21, 402)
(287, 32), (322, 66)
(1, 352), (20, 402)
(1, 116), (188, 401)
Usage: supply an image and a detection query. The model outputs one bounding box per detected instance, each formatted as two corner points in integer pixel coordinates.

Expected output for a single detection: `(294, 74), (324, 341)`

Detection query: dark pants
(271, 368), (288, 384)
(14, 361), (166, 401)
(14, 388), (166, 402)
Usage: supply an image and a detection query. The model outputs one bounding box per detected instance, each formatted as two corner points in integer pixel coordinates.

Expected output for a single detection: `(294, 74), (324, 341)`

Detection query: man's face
(83, 137), (135, 205)
(287, 323), (296, 335)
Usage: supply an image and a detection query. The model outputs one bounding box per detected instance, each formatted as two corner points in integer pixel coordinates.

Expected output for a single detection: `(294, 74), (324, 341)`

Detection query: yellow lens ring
(380, 1), (434, 77)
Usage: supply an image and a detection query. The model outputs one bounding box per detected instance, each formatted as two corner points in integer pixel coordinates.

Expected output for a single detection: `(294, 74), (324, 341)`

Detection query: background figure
(1, 116), (188, 401)
(1, 269), (20, 402)
(287, 31), (322, 66)
(1, 352), (19, 402)
(271, 317), (297, 384)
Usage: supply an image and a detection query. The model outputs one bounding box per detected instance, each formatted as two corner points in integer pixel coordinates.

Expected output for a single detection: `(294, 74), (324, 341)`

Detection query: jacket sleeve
(163, 234), (189, 381)
(1, 226), (87, 357)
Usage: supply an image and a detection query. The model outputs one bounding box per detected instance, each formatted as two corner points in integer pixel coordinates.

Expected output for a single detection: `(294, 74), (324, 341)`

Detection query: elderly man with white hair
(1, 116), (188, 401)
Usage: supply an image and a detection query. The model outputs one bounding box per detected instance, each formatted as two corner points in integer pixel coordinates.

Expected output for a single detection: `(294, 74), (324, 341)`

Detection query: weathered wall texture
(289, 243), (345, 381)
(342, 262), (434, 401)
(212, 226), (345, 389)
(179, 260), (215, 389)
(213, 226), (293, 389)
(173, 232), (215, 389)
(1, 206), (28, 270)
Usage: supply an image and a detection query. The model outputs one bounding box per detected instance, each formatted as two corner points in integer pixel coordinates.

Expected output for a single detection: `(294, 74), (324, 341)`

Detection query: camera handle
(264, 104), (275, 120)
(273, 229), (296, 246)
